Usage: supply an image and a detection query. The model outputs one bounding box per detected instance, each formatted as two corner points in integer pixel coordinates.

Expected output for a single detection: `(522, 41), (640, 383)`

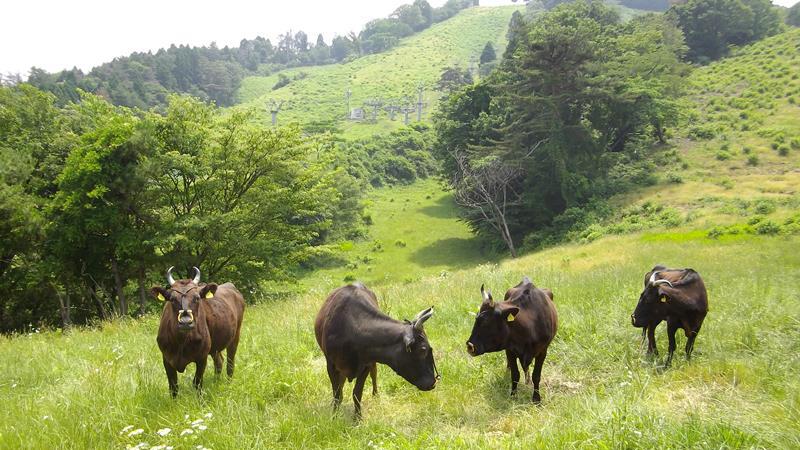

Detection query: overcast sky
(2, 0), (795, 77)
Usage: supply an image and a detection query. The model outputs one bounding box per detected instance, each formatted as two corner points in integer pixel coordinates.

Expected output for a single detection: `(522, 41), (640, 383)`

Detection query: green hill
(234, 6), (520, 139)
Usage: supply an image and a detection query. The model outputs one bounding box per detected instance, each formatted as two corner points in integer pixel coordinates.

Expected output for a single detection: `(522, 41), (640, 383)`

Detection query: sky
(0, 0), (519, 77)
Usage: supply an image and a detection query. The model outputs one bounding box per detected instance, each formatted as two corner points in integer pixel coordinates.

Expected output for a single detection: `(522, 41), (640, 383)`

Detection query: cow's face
(466, 284), (519, 356)
(394, 325), (439, 391)
(631, 267), (670, 328)
(152, 267), (216, 333)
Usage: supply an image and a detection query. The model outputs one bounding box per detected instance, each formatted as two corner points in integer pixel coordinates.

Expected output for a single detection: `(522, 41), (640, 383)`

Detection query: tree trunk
(111, 256), (127, 317)
(52, 282), (71, 330)
(88, 285), (108, 321)
(137, 263), (147, 316)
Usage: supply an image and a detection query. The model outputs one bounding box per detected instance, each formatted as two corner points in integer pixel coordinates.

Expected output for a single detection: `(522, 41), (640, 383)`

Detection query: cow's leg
(531, 350), (547, 404)
(506, 350), (520, 396)
(163, 357), (178, 398)
(646, 324), (658, 356)
(226, 332), (241, 378)
(369, 363), (378, 396)
(212, 352), (224, 376)
(193, 357), (207, 392)
(352, 367), (370, 419)
(520, 353), (534, 385)
(326, 360), (345, 410)
(665, 320), (679, 368)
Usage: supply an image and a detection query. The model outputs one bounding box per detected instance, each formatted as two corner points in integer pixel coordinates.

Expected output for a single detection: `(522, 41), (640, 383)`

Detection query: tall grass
(1, 233), (798, 448)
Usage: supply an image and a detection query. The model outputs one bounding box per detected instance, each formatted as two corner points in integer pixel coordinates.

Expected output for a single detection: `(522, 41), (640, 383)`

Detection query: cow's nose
(630, 314), (636, 326)
(178, 309), (194, 324)
(466, 342), (475, 354)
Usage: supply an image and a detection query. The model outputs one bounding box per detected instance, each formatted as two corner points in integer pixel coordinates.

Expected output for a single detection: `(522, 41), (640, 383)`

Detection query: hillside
(234, 6), (520, 139)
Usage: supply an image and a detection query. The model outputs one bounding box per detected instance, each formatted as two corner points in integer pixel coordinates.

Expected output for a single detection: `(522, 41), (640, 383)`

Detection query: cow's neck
(358, 318), (407, 366)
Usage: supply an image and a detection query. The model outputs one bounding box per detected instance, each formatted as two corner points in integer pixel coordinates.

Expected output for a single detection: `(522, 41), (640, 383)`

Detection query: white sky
(0, 0), (519, 77)
(2, 0), (795, 77)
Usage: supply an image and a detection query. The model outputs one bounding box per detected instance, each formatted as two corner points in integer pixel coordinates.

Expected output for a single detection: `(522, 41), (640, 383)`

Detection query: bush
(715, 151), (731, 161)
(778, 145), (790, 156)
(755, 220), (780, 235)
(273, 73), (291, 90)
(394, 239), (407, 247)
(667, 173), (683, 184)
(343, 273), (356, 282)
(746, 155), (759, 166)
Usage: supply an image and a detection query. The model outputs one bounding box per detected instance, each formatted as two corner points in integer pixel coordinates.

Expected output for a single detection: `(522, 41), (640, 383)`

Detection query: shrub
(755, 220), (780, 235)
(343, 273), (356, 282)
(715, 151), (731, 161)
(394, 239), (407, 248)
(790, 138), (800, 150)
(752, 199), (776, 215)
(778, 145), (790, 156)
(667, 173), (683, 184)
(747, 155), (759, 166)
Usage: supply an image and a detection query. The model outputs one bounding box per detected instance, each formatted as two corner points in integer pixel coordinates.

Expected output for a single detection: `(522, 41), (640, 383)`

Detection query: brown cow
(466, 277), (558, 403)
(631, 265), (708, 367)
(151, 266), (245, 397)
(315, 282), (439, 418)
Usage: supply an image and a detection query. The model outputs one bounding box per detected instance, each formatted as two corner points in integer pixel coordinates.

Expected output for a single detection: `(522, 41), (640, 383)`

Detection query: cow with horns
(151, 266), (245, 397)
(466, 277), (558, 403)
(631, 265), (708, 367)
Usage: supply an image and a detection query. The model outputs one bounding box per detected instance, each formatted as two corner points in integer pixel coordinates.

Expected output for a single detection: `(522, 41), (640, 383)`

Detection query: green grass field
(233, 6), (520, 139)
(1, 231), (797, 448)
(300, 178), (498, 291)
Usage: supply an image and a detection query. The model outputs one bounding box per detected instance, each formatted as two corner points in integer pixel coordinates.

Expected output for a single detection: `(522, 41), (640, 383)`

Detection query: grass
(1, 232), (798, 448)
(232, 6), (520, 140)
(301, 178), (498, 291)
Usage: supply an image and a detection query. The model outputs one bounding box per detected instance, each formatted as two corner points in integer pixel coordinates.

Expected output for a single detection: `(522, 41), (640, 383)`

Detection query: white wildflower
(184, 414), (190, 420)
(156, 428), (171, 436)
(42, 415), (50, 420)
(204, 412), (213, 419)
(128, 428), (144, 437)
(180, 429), (194, 437)
(151, 446), (166, 450)
(120, 425), (134, 435)
(196, 425), (207, 431)
(191, 419), (204, 426)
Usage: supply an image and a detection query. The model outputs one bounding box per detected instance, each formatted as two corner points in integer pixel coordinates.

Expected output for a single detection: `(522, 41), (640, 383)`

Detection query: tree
(393, 4), (427, 31)
(414, 0), (434, 26)
(788, 2), (800, 26)
(436, 66), (474, 94)
(479, 42), (497, 65)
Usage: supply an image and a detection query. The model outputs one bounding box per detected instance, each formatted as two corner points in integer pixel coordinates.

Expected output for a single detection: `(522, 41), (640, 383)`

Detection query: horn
(413, 306), (434, 330)
(167, 266), (176, 285)
(192, 266), (201, 284)
(648, 271), (658, 285)
(480, 284), (493, 307)
(653, 279), (673, 288)
(522, 276), (532, 285)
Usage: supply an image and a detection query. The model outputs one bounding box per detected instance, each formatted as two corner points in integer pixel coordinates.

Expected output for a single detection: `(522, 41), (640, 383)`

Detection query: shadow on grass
(417, 195), (459, 219)
(408, 237), (495, 269)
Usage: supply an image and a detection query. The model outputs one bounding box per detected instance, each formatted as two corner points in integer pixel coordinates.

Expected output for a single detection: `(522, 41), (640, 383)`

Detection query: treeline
(23, 0), (477, 110)
(1, 86), (357, 332)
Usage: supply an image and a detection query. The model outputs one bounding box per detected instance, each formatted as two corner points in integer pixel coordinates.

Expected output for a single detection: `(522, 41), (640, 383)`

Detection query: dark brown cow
(466, 277), (558, 403)
(151, 266), (245, 397)
(314, 282), (439, 418)
(631, 265), (708, 367)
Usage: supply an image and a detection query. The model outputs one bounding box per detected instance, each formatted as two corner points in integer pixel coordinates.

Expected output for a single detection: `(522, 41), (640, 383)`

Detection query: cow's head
(465, 279), (525, 356)
(393, 307), (439, 391)
(151, 266), (217, 333)
(631, 265), (672, 328)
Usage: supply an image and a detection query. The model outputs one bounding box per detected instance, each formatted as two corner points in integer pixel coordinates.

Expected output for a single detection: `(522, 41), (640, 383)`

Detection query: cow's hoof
(532, 392), (542, 404)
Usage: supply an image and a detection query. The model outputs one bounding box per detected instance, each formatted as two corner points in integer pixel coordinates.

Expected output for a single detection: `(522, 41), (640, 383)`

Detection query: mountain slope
(234, 6), (521, 139)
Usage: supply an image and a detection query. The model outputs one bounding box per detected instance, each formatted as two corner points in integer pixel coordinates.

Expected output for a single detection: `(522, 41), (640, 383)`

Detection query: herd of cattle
(152, 265), (709, 417)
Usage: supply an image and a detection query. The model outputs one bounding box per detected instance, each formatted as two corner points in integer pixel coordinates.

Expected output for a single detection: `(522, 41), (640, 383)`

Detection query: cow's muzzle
(178, 310), (195, 329)
(466, 341), (477, 356)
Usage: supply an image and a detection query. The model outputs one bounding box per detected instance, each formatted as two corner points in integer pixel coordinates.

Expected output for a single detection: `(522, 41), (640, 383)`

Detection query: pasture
(1, 231), (798, 449)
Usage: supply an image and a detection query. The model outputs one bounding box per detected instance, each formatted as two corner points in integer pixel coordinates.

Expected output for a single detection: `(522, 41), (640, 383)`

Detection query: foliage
(435, 1), (688, 252)
(788, 2), (800, 27)
(0, 86), (363, 332)
(669, 0), (783, 62)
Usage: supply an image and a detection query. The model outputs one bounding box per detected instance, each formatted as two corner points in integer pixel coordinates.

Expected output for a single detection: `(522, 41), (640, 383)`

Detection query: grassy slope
(233, 6), (519, 140)
(611, 29), (800, 229)
(2, 25), (800, 450)
(300, 178), (497, 291)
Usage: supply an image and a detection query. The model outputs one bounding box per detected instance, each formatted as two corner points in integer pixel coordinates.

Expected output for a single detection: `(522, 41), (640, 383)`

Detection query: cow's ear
(200, 283), (218, 299)
(403, 328), (414, 352)
(151, 287), (169, 302)
(502, 306), (520, 322)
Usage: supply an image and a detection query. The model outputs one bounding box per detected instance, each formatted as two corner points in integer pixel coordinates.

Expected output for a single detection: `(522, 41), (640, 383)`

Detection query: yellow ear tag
(660, 296), (667, 303)
(157, 293), (165, 302)
(507, 314), (515, 322)
(205, 291), (214, 299)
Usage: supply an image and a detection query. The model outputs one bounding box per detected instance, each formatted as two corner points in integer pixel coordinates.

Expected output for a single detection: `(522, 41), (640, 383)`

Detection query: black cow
(631, 265), (708, 367)
(314, 282), (439, 418)
(466, 277), (558, 403)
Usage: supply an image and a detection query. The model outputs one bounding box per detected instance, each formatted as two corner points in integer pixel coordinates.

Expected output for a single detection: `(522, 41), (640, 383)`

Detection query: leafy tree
(436, 66), (474, 94)
(788, 2), (800, 27)
(393, 4), (427, 31)
(479, 42), (497, 65)
(670, 0), (782, 62)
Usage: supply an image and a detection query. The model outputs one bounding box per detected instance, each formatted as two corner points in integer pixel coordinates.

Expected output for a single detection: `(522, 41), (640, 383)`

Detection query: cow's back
(512, 287), (558, 349)
(205, 283), (245, 353)
(315, 285), (379, 355)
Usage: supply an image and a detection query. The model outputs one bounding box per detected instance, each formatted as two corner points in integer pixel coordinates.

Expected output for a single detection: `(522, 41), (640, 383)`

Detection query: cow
(151, 266), (245, 397)
(314, 282), (440, 418)
(466, 276), (558, 403)
(631, 265), (708, 367)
